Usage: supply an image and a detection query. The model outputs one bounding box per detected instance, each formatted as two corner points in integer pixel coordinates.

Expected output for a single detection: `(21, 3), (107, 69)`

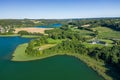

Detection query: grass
(34, 38), (64, 49)
(21, 35), (40, 38)
(0, 34), (40, 38)
(99, 39), (113, 44)
(79, 29), (93, 35)
(83, 42), (105, 48)
(12, 43), (31, 61)
(39, 44), (56, 50)
(92, 27), (120, 39)
(72, 28), (94, 36)
(68, 26), (94, 37)
(47, 38), (64, 44)
(12, 38), (63, 61)
(34, 44), (56, 50)
(0, 34), (19, 37)
(12, 43), (57, 61)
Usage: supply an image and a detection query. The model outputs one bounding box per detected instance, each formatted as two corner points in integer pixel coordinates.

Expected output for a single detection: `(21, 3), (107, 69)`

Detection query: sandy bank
(14, 28), (53, 34)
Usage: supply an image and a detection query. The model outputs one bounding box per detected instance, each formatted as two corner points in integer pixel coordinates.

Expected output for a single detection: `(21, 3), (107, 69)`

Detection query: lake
(36, 23), (62, 28)
(0, 37), (104, 80)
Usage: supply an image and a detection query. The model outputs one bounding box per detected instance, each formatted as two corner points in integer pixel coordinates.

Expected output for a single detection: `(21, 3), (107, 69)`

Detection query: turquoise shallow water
(0, 37), (104, 80)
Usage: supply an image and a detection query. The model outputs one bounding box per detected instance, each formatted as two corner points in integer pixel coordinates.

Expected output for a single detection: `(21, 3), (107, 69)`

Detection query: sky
(0, 0), (120, 19)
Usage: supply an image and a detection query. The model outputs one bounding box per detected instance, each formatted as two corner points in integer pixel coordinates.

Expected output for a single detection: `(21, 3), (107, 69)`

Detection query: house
(0, 25), (3, 33)
(0, 25), (6, 33)
(90, 39), (108, 46)
(91, 40), (100, 44)
(81, 24), (91, 27)
(38, 48), (42, 50)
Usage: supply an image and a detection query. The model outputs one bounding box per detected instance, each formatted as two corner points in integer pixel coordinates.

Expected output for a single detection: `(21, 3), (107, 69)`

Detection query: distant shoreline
(0, 27), (53, 38)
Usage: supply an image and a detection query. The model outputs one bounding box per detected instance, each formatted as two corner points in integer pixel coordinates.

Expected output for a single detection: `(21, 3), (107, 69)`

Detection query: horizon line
(0, 16), (120, 20)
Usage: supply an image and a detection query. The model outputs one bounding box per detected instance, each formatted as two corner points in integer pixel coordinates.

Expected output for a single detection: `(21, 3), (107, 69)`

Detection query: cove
(0, 36), (31, 60)
(0, 37), (104, 80)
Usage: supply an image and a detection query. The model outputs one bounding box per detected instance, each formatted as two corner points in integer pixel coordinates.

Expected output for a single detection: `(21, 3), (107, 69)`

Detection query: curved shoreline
(11, 43), (58, 61)
(11, 43), (112, 80)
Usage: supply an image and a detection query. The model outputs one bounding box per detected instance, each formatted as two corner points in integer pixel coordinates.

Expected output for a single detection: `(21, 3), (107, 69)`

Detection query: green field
(71, 28), (94, 37)
(21, 35), (40, 38)
(0, 34), (40, 38)
(0, 34), (19, 37)
(12, 43), (58, 61)
(47, 38), (64, 44)
(92, 27), (120, 39)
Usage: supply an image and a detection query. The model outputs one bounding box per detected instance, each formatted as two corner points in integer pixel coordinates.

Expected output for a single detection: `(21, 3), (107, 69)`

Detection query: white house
(81, 24), (91, 27)
(0, 25), (3, 33)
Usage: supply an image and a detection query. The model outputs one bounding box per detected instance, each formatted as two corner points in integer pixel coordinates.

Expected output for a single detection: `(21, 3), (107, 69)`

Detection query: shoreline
(0, 34), (19, 37)
(11, 43), (58, 61)
(0, 27), (53, 38)
(0, 34), (40, 38)
(11, 43), (112, 80)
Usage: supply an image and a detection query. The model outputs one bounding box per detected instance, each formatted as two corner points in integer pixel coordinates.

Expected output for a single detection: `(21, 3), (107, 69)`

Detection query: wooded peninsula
(0, 18), (120, 80)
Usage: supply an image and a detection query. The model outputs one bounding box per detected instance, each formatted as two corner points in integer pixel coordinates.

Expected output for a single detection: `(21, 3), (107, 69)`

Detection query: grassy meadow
(92, 27), (120, 39)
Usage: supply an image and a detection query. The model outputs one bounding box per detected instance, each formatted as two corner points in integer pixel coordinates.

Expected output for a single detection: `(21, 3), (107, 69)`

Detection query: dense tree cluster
(68, 18), (120, 31)
(45, 26), (92, 41)
(87, 46), (120, 67)
(25, 36), (48, 56)
(0, 19), (36, 28)
(18, 30), (44, 36)
(43, 40), (87, 54)
(101, 19), (120, 31)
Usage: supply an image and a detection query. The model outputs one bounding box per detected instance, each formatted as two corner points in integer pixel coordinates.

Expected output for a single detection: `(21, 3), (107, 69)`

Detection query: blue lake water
(0, 37), (104, 80)
(0, 37), (31, 60)
(36, 23), (62, 28)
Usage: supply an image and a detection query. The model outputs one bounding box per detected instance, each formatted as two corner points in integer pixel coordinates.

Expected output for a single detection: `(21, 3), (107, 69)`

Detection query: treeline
(39, 19), (68, 26)
(43, 40), (87, 54)
(100, 19), (120, 31)
(45, 26), (93, 41)
(0, 19), (35, 28)
(1, 18), (120, 31)
(0, 19), (65, 28)
(18, 30), (44, 36)
(68, 18), (120, 31)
